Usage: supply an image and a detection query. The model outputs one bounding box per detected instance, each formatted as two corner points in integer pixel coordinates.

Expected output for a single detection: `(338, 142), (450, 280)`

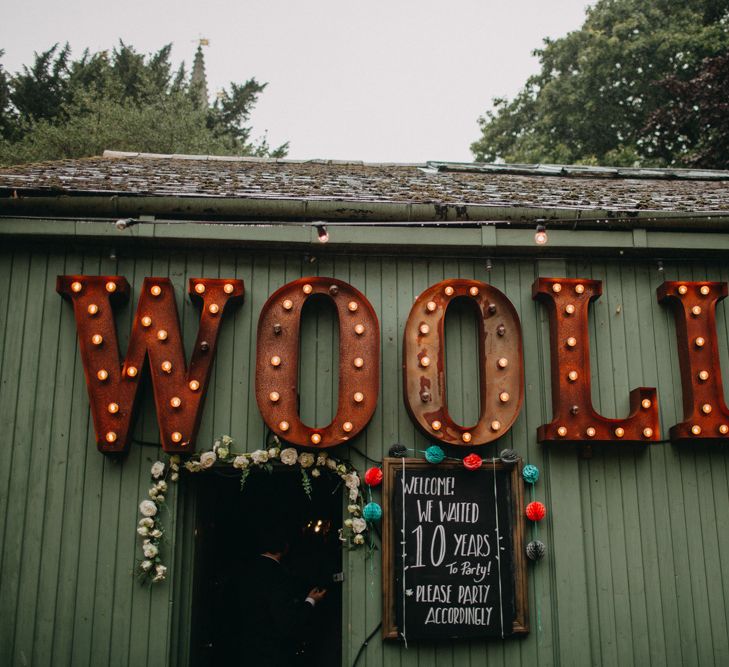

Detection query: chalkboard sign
(382, 458), (528, 640)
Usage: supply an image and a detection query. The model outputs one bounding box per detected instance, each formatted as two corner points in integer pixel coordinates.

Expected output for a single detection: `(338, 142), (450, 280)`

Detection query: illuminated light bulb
(353, 392), (364, 403)
(535, 224), (548, 245)
(719, 424), (729, 435)
(270, 355), (281, 367)
(354, 324), (365, 335)
(108, 402), (119, 414)
(419, 323), (430, 335)
(170, 397), (182, 408)
(643, 427), (653, 438)
(87, 304), (99, 315)
(497, 357), (508, 369)
(586, 427), (596, 438)
(157, 329), (168, 341)
(188, 380), (200, 391)
(695, 336), (705, 348)
(431, 420), (442, 431)
(343, 421), (353, 432)
(105, 431), (117, 443)
(97, 369), (109, 381)
(310, 433), (322, 445)
(91, 334), (103, 346)
(469, 286), (479, 297)
(699, 370), (710, 381)
(71, 281), (83, 293)
(420, 356), (431, 367)
(568, 370), (579, 382)
(283, 299), (293, 310)
(491, 420), (501, 432)
(700, 285), (710, 295)
(426, 301), (437, 312)
(444, 286), (454, 296)
(353, 357), (364, 368)
(141, 316), (152, 327)
(194, 283), (205, 294)
(303, 284), (313, 294)
(224, 283), (235, 294)
(279, 420), (290, 432)
(499, 391), (510, 403)
(552, 283), (562, 293)
(348, 301), (359, 312)
(161, 360), (172, 373)
(691, 424), (702, 435)
(150, 285), (162, 297)
(702, 403), (712, 414)
(615, 427), (625, 438)
(105, 281), (117, 293)
(208, 304), (220, 315)
(269, 391), (280, 403)
(575, 284), (585, 294)
(641, 398), (652, 409)
(565, 304), (576, 315)
(557, 426), (567, 437)
(566, 337), (577, 348)
(171, 432), (182, 443)
(127, 366), (138, 377)
(462, 432), (472, 443)
(677, 285), (688, 295)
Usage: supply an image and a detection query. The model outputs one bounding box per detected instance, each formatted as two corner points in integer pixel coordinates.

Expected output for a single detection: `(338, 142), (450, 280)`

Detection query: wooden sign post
(382, 458), (529, 641)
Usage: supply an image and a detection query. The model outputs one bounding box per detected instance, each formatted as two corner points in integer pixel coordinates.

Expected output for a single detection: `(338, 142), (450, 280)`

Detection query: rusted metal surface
(402, 279), (524, 446)
(255, 277), (380, 449)
(657, 280), (729, 443)
(56, 275), (244, 453)
(532, 277), (659, 444)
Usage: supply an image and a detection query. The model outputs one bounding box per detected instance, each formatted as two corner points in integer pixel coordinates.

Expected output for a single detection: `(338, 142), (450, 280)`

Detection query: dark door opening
(190, 468), (343, 667)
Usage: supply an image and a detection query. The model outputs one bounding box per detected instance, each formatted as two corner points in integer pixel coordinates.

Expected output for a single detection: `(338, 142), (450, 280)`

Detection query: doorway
(189, 467), (343, 667)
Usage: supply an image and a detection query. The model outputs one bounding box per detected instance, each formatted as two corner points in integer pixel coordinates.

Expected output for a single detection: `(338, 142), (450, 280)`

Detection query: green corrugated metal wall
(1, 242), (729, 666)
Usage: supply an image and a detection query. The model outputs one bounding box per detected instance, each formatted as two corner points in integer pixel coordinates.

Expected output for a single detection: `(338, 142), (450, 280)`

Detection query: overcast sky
(2, 0), (592, 163)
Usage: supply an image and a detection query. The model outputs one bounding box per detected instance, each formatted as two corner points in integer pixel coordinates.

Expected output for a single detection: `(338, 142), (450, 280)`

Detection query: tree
(471, 0), (729, 168)
(0, 42), (288, 165)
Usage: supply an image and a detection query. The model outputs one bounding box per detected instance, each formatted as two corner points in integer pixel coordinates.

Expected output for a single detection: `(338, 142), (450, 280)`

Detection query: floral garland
(136, 435), (367, 584)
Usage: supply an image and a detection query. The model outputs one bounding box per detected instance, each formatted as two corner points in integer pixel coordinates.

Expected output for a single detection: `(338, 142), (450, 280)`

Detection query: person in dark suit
(241, 529), (327, 666)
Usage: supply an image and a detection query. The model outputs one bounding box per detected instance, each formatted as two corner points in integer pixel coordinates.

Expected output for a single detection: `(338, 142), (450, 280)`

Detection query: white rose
(137, 526), (149, 536)
(251, 449), (269, 464)
(170, 463), (179, 472)
(148, 488), (158, 499)
(169, 455), (181, 465)
(311, 468), (321, 478)
(213, 439), (222, 452)
(170, 472), (179, 482)
(217, 447), (229, 460)
(233, 455), (249, 469)
(344, 473), (360, 490)
(268, 447), (280, 459)
(150, 461), (165, 479)
(326, 459), (337, 470)
(139, 500), (158, 517)
(354, 534), (365, 545)
(156, 495), (165, 503)
(155, 564), (167, 577)
(344, 519), (353, 528)
(153, 573), (165, 583)
(347, 504), (360, 515)
(349, 488), (359, 501)
(280, 448), (298, 465)
(316, 454), (328, 467)
(157, 481), (168, 493)
(139, 517), (154, 528)
(184, 461), (201, 472)
(298, 452), (315, 468)
(352, 518), (367, 534)
(151, 529), (163, 538)
(337, 464), (347, 474)
(222, 435), (233, 446)
(200, 451), (217, 469)
(141, 560), (154, 571)
(143, 543), (159, 558)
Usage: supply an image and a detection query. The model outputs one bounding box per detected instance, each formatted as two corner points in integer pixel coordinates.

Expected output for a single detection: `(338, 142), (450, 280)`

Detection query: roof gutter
(3, 192), (729, 230)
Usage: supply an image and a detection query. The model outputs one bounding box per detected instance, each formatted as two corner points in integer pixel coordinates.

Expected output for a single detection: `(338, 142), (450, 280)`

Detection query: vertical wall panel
(1, 244), (729, 667)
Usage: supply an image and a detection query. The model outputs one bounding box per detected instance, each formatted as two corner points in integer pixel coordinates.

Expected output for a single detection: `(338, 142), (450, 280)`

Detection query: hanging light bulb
(316, 224), (329, 243)
(534, 224), (548, 245)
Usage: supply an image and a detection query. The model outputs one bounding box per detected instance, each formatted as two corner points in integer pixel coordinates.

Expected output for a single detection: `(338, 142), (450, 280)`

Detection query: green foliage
(0, 42), (288, 165)
(471, 0), (729, 167)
